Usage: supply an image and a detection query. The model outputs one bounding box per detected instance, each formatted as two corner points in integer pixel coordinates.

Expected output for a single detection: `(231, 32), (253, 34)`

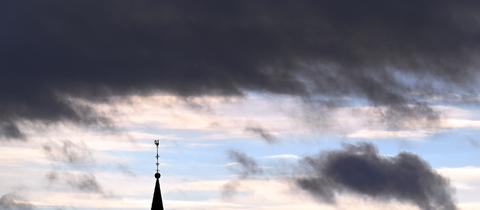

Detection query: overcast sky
(2, 1), (480, 210)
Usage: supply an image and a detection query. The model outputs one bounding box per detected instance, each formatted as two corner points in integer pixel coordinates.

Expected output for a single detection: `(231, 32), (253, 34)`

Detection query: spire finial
(154, 140), (160, 179)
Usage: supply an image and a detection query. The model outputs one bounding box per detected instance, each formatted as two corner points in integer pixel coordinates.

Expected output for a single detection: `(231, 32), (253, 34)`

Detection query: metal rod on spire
(154, 140), (160, 174)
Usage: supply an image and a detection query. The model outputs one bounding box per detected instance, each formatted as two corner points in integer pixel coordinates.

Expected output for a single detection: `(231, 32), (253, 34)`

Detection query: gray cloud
(116, 164), (136, 177)
(66, 173), (102, 193)
(43, 140), (104, 195)
(228, 150), (263, 178)
(0, 193), (34, 210)
(244, 126), (277, 144)
(2, 0), (480, 138)
(223, 150), (263, 199)
(296, 143), (456, 210)
(221, 180), (241, 200)
(42, 140), (93, 165)
(47, 171), (103, 194)
(467, 138), (480, 148)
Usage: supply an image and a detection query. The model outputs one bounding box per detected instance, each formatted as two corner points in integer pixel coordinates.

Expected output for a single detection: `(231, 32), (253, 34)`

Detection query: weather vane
(154, 140), (160, 178)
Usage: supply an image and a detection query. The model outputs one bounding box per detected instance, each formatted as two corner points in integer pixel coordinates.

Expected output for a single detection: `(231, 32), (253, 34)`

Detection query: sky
(2, 1), (480, 210)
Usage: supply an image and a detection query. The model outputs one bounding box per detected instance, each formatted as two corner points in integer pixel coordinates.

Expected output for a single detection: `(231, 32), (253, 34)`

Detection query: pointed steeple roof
(151, 140), (164, 210)
(151, 172), (164, 210)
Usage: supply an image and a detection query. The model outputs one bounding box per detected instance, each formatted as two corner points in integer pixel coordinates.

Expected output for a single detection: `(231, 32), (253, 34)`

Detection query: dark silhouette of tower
(151, 140), (164, 210)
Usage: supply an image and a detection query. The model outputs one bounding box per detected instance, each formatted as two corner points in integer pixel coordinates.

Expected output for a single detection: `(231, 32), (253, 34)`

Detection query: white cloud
(13, 94), (480, 146)
(438, 166), (480, 194)
(346, 129), (432, 139)
(264, 154), (301, 160)
(92, 95), (480, 140)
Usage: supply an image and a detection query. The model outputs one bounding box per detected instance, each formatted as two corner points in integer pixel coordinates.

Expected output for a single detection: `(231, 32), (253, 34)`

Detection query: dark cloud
(244, 126), (277, 144)
(2, 0), (480, 137)
(296, 143), (456, 210)
(0, 122), (24, 140)
(0, 193), (35, 210)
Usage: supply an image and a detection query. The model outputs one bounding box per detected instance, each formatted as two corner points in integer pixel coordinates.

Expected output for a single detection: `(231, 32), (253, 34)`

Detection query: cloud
(295, 143), (457, 210)
(42, 140), (106, 195)
(0, 193), (34, 210)
(244, 126), (277, 144)
(0, 123), (25, 140)
(467, 139), (480, 148)
(346, 129), (431, 139)
(47, 171), (103, 194)
(223, 150), (263, 199)
(42, 140), (94, 165)
(264, 154), (301, 160)
(228, 150), (263, 178)
(2, 0), (480, 137)
(116, 164), (136, 177)
(66, 173), (103, 193)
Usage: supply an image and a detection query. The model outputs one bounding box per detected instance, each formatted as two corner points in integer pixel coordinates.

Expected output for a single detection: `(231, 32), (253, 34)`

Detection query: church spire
(151, 140), (164, 210)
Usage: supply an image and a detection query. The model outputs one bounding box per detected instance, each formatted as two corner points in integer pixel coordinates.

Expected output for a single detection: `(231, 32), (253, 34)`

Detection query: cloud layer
(2, 0), (480, 137)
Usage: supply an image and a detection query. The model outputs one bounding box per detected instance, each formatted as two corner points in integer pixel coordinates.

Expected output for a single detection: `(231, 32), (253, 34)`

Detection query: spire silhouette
(151, 140), (164, 210)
